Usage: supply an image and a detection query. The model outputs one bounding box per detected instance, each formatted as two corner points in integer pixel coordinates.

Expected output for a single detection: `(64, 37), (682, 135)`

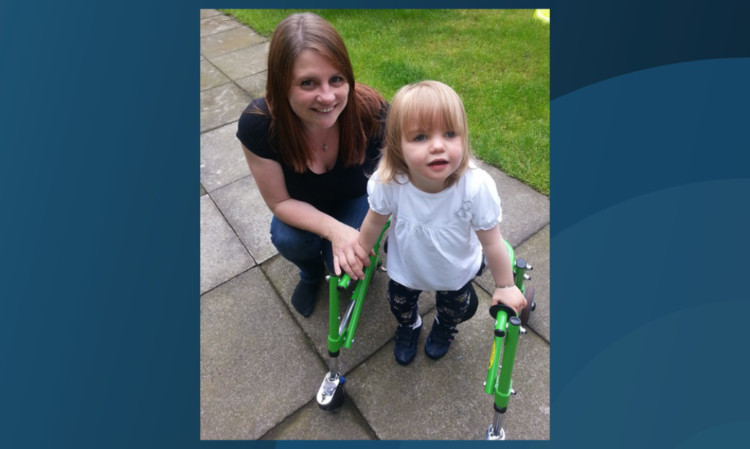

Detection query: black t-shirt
(236, 98), (386, 214)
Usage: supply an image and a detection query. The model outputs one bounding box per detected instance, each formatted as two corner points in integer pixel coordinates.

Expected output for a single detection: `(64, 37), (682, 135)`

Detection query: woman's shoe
(291, 280), (320, 317)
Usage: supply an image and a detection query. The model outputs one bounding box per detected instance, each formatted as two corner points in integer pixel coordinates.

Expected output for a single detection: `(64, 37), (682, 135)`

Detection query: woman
(236, 12), (387, 317)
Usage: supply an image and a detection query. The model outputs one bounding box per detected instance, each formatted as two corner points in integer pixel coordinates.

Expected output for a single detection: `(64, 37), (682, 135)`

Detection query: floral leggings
(387, 279), (476, 327)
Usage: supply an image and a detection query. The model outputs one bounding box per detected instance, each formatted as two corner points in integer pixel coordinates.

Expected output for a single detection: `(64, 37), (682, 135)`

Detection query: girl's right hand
(491, 285), (528, 315)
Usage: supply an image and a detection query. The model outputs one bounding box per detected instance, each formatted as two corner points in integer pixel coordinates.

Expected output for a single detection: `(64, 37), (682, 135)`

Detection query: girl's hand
(331, 223), (371, 280)
(491, 285), (528, 315)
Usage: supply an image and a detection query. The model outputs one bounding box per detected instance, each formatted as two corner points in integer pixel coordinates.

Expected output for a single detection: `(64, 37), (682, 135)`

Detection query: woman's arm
(242, 145), (369, 278)
(475, 224), (528, 314)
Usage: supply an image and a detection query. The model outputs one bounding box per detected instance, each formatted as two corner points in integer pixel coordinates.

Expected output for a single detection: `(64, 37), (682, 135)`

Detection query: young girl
(355, 80), (527, 365)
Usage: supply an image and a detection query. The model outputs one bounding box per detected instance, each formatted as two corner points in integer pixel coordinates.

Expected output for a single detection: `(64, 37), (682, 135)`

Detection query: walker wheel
(520, 285), (536, 325)
(317, 382), (346, 412)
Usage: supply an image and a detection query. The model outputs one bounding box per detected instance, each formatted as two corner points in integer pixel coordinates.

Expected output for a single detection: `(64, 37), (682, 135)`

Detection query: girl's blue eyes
(412, 131), (457, 141)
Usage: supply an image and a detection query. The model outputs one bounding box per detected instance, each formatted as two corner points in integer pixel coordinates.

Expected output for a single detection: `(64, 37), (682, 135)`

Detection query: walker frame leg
(316, 221), (390, 412)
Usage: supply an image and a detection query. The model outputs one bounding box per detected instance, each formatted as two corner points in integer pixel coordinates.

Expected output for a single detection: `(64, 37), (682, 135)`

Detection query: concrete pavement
(199, 9), (550, 440)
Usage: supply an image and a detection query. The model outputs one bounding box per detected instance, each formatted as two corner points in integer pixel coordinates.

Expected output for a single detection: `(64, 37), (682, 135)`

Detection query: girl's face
(400, 119), (464, 193)
(288, 49), (349, 133)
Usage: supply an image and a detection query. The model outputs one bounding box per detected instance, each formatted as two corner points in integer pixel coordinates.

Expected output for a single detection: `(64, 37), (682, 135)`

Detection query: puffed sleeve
(470, 169), (503, 231)
(367, 169), (393, 215)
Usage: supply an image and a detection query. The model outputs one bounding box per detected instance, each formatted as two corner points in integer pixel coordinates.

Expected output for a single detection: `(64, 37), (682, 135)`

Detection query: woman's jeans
(270, 195), (370, 285)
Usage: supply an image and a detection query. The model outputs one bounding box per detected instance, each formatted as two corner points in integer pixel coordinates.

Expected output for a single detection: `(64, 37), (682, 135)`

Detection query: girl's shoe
(425, 317), (458, 360)
(393, 316), (422, 365)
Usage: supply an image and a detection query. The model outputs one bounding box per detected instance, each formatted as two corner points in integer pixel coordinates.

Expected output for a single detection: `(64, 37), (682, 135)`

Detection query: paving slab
(200, 12), (242, 38)
(200, 26), (267, 59)
(200, 195), (255, 294)
(235, 71), (267, 99)
(210, 176), (276, 265)
(200, 83), (251, 133)
(260, 400), (376, 440)
(506, 329), (551, 440)
(200, 9), (222, 20)
(478, 160), (550, 246)
(517, 224), (550, 341)
(346, 288), (549, 440)
(208, 42), (270, 81)
(200, 59), (230, 91)
(200, 122), (250, 192)
(201, 268), (326, 439)
(476, 224), (550, 342)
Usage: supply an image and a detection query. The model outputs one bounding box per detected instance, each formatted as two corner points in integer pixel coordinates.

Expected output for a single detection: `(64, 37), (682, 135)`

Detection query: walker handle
(337, 275), (351, 292)
(488, 304), (516, 337)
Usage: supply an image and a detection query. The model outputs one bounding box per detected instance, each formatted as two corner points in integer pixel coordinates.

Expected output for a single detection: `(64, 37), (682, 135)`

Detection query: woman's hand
(331, 222), (371, 280)
(491, 285), (528, 315)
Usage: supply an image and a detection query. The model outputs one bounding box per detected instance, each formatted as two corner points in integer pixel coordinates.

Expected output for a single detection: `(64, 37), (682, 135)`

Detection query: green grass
(222, 9), (549, 195)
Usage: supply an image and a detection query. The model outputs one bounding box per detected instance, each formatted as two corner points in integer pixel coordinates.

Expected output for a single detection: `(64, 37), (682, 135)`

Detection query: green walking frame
(315, 221), (536, 441)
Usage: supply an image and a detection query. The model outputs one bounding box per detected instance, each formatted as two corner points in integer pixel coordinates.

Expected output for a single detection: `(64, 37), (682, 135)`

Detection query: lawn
(222, 9), (549, 195)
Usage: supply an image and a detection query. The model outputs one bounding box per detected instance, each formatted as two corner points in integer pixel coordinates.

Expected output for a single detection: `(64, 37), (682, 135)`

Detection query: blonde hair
(378, 80), (472, 188)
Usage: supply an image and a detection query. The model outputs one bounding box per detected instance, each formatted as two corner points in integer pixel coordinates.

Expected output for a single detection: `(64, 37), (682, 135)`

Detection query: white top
(367, 164), (502, 291)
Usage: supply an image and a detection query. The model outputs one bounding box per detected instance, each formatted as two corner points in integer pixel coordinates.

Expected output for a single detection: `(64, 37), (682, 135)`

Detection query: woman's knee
(335, 194), (369, 229)
(270, 218), (322, 259)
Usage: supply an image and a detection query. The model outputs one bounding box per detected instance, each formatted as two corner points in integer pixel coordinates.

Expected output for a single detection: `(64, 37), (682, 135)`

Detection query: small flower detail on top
(456, 201), (473, 221)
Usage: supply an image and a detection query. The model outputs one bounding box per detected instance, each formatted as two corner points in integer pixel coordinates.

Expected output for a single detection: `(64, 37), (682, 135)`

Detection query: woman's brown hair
(263, 12), (385, 173)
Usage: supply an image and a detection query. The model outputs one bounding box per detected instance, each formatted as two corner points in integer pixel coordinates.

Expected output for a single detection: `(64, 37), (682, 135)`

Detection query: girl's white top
(367, 164), (502, 291)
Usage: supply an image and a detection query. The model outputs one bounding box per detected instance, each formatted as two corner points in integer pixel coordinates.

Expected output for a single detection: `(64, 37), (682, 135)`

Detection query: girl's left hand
(491, 285), (527, 315)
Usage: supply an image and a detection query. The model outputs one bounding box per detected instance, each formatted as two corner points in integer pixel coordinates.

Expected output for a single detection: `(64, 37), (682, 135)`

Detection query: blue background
(2, 0), (749, 447)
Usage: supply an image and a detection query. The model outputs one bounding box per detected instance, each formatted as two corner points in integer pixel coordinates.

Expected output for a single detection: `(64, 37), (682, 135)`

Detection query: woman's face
(288, 49), (349, 132)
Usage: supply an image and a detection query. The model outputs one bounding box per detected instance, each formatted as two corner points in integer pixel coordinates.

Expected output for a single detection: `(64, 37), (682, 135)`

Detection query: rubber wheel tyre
(318, 383), (345, 412)
(519, 285), (536, 325)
